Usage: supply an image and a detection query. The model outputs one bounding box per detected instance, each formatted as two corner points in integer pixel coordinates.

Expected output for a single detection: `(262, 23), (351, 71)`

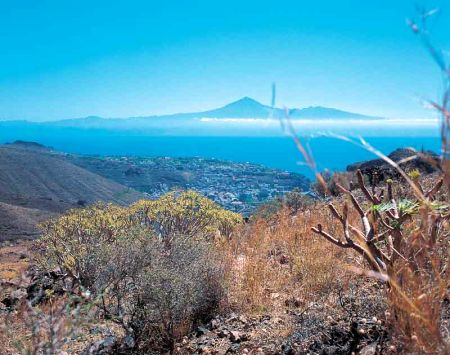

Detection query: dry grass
(0, 241), (31, 281)
(222, 204), (358, 314)
(221, 167), (448, 352)
(0, 294), (96, 355)
(386, 194), (449, 354)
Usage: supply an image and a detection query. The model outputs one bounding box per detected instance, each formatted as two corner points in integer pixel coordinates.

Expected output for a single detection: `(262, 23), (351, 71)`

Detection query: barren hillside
(0, 143), (144, 240)
(0, 202), (53, 241)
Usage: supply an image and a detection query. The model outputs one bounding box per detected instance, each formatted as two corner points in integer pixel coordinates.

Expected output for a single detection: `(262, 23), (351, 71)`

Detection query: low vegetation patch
(22, 191), (240, 353)
(2, 167), (449, 354)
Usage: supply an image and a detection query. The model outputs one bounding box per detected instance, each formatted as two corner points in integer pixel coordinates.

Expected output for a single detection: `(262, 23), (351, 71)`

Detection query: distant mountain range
(1, 97), (382, 128)
(209, 97), (382, 120)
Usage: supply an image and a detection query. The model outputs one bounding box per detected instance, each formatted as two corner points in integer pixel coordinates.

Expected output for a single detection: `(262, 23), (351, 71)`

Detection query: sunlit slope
(0, 201), (55, 241)
(0, 144), (143, 214)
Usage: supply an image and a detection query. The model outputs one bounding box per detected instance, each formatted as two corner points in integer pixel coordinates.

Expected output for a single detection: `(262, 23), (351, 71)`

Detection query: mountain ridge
(89, 97), (381, 121)
(1, 97), (383, 126)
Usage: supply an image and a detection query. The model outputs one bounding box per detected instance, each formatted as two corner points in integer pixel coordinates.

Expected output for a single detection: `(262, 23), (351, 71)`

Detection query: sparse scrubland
(1, 162), (448, 354)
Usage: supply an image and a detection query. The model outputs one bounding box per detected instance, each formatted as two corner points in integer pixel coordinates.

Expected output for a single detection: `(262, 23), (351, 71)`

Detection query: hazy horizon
(0, 96), (443, 122)
(1, 0), (449, 122)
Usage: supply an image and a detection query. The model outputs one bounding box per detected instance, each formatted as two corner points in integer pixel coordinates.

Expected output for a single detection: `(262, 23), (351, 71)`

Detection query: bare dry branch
(357, 170), (383, 204)
(425, 178), (443, 199)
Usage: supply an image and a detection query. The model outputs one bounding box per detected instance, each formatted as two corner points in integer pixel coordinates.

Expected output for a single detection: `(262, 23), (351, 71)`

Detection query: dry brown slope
(0, 144), (144, 213)
(0, 201), (55, 241)
(0, 144), (145, 241)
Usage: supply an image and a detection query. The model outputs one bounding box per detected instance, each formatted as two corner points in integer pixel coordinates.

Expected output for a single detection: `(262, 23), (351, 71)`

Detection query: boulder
(83, 335), (117, 355)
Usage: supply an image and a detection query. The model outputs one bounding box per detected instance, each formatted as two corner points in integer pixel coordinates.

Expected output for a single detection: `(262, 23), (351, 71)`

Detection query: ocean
(0, 126), (441, 179)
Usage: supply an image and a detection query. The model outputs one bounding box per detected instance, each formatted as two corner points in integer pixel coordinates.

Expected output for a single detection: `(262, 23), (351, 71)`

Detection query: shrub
(130, 190), (242, 241)
(253, 188), (314, 220)
(284, 188), (314, 215)
(253, 197), (283, 220)
(311, 170), (449, 352)
(124, 235), (224, 352)
(36, 191), (238, 352)
(37, 203), (134, 287)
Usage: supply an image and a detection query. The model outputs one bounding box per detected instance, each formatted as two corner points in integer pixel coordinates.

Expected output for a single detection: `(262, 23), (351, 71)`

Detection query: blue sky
(0, 0), (449, 121)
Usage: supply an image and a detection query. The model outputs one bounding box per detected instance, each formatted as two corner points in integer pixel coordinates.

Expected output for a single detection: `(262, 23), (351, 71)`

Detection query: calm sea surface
(0, 128), (440, 179)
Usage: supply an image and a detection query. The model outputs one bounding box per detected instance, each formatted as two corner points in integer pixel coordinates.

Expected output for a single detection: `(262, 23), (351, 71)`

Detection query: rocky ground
(173, 284), (391, 355)
(0, 240), (31, 284)
(0, 241), (393, 354)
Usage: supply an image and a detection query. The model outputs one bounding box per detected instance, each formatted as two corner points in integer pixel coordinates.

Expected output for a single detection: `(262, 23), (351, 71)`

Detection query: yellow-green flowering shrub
(37, 191), (240, 351)
(39, 191), (242, 284)
(130, 190), (242, 240)
(37, 203), (135, 286)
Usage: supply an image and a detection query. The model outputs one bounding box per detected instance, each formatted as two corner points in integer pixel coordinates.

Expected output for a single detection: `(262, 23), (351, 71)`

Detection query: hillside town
(69, 155), (310, 214)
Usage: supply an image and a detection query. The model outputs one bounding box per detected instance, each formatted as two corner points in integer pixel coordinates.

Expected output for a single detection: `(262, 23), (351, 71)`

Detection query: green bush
(37, 203), (135, 287)
(125, 235), (224, 352)
(130, 190), (242, 241)
(37, 191), (240, 352)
